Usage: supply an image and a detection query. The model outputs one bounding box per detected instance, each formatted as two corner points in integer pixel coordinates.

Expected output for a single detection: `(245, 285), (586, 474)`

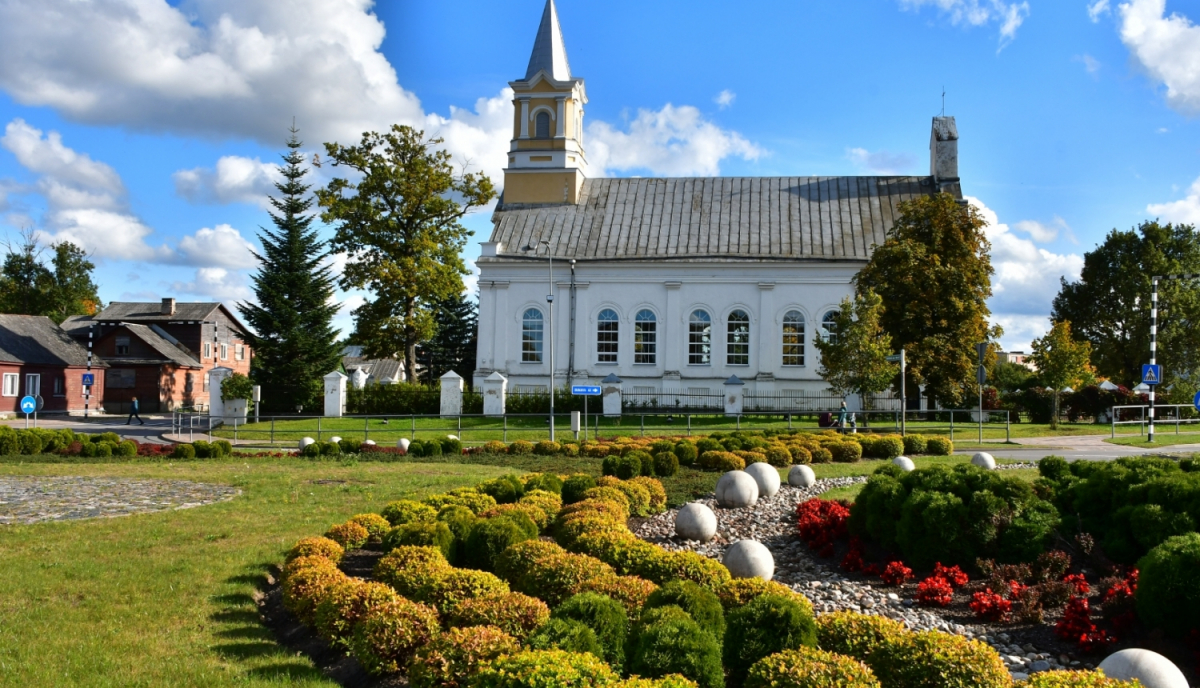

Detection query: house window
(2, 374), (17, 397)
(597, 309), (618, 364)
(115, 336), (130, 355)
(522, 308), (544, 363)
(185, 373), (194, 393)
(235, 344), (245, 361)
(24, 374), (40, 397)
(634, 310), (657, 365)
(727, 310), (750, 365)
(688, 310), (711, 365)
(204, 342), (212, 359)
(535, 111), (551, 139)
(53, 376), (65, 396)
(106, 369), (136, 389)
(220, 343), (228, 360)
(782, 310), (806, 367)
(822, 311), (840, 344)
(203, 374), (208, 392)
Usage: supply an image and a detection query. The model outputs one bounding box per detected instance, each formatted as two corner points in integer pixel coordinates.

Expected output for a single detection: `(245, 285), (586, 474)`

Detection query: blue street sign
(82, 373), (94, 386)
(1142, 364), (1163, 385)
(571, 385), (602, 396)
(19, 396), (36, 414)
(1194, 390), (1200, 413)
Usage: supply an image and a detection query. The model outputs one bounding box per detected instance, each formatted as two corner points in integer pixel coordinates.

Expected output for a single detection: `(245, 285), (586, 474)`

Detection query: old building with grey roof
(474, 0), (963, 406)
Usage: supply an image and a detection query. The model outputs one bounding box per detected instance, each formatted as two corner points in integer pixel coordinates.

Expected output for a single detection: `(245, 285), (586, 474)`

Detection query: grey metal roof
(489, 176), (946, 262)
(0, 315), (105, 367)
(60, 314), (95, 336)
(344, 357), (403, 383)
(119, 324), (202, 368)
(95, 302), (222, 322)
(524, 0), (572, 81)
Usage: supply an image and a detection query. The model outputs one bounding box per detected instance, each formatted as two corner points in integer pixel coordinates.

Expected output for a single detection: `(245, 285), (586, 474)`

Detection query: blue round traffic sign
(19, 395), (36, 414)
(1194, 390), (1200, 413)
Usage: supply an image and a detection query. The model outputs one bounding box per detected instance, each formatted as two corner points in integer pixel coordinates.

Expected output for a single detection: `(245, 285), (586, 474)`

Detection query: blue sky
(1, 0), (1199, 351)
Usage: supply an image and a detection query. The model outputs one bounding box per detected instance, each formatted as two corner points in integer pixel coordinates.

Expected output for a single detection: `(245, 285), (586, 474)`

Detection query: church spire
(525, 0), (572, 82)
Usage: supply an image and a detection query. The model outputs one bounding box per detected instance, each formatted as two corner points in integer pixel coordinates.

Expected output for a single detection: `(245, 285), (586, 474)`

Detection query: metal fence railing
(1111, 404), (1200, 438)
(743, 391), (902, 412)
(621, 389), (725, 412)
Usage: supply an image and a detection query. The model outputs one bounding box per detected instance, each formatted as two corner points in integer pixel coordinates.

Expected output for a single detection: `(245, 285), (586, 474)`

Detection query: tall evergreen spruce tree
(418, 290), (478, 383)
(238, 128), (341, 413)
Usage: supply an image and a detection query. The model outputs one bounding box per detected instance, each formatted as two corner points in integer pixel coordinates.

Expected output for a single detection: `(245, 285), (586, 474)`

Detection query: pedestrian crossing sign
(1142, 364), (1162, 385)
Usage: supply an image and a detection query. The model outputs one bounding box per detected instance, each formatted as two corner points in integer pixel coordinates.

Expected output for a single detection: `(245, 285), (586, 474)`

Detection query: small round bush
(653, 551), (733, 591)
(313, 579), (399, 645)
(829, 442), (863, 463)
(519, 489), (563, 525)
(338, 438), (363, 454)
(507, 440), (535, 455)
(116, 439), (137, 457)
(281, 559), (345, 625)
(902, 434), (928, 456)
(675, 442), (698, 466)
(349, 513), (392, 546)
(629, 606), (725, 688)
(213, 439), (233, 456)
(630, 477), (668, 514)
(472, 649), (618, 688)
(869, 630), (1008, 688)
(696, 438), (722, 454)
(581, 486), (632, 513)
(478, 474), (525, 504)
(554, 592), (629, 667)
(319, 440), (341, 456)
(604, 453), (643, 480)
(1038, 455), (1071, 482)
(875, 436), (904, 460)
(301, 441), (322, 457)
(448, 592), (550, 641)
(440, 436), (463, 455)
(744, 647), (881, 688)
(764, 446), (791, 468)
(423, 488), (498, 515)
(724, 594), (818, 688)
(580, 575), (660, 615)
(519, 550), (618, 607)
(533, 440), (562, 456)
(645, 580), (725, 643)
(562, 474), (598, 504)
(528, 617), (605, 657)
(698, 450), (746, 472)
(610, 480), (652, 517)
(17, 431), (40, 455)
(95, 441), (115, 457)
(1136, 532), (1200, 637)
(172, 443), (196, 459)
(926, 437), (953, 456)
(614, 678), (699, 688)
(408, 625), (520, 688)
(325, 521), (370, 550)
(628, 450), (656, 477)
(481, 503), (549, 532)
(285, 536), (344, 564)
(464, 516), (535, 571)
(1020, 670), (1144, 687)
(654, 451), (680, 477)
(373, 546), (452, 598)
(381, 499), (437, 526)
(192, 439), (214, 458)
(815, 611), (907, 661)
(349, 597), (441, 675)
(523, 472), (564, 494)
(810, 447), (833, 464)
(382, 521), (455, 562)
(787, 445), (812, 464)
(421, 569), (509, 615)
(483, 440), (508, 454)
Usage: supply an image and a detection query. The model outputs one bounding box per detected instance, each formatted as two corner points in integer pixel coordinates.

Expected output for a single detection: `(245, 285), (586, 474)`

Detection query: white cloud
(1119, 0), (1200, 115)
(1075, 53), (1101, 75)
(587, 104), (764, 177)
(1, 119), (122, 195)
(171, 267), (253, 303)
(1088, 0), (1111, 21)
(900, 0), (1031, 47)
(846, 147), (918, 174)
(1146, 176), (1200, 225)
(173, 156), (280, 208)
(176, 224), (258, 269)
(715, 90), (736, 109)
(1013, 216), (1069, 243)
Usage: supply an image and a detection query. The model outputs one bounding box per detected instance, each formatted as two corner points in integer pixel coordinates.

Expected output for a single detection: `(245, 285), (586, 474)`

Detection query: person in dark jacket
(127, 396), (144, 425)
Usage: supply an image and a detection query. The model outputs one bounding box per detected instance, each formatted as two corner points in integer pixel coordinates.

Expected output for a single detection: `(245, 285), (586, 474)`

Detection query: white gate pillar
(602, 373), (623, 417)
(725, 375), (745, 416)
(483, 371), (507, 417)
(324, 371), (347, 417)
(207, 367), (233, 418)
(440, 371), (464, 417)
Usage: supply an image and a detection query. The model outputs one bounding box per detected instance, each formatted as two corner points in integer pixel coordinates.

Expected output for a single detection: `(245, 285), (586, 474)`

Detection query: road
(0, 415), (174, 444)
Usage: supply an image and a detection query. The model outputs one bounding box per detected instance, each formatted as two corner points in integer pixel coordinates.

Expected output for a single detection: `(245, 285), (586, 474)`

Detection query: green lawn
(1105, 431), (1200, 448)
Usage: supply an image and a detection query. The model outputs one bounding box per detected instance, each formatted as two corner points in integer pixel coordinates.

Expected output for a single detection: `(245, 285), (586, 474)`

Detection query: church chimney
(930, 116), (961, 197)
(161, 297), (176, 316)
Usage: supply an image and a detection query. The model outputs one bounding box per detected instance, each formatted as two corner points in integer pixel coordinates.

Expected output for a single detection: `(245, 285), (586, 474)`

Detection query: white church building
(473, 0), (963, 408)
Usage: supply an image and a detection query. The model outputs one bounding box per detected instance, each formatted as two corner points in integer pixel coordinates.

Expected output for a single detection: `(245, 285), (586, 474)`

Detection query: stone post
(724, 375), (745, 417)
(601, 373), (622, 417)
(324, 371), (347, 418)
(207, 366), (233, 419)
(440, 371), (464, 417)
(350, 368), (368, 390)
(483, 371), (507, 417)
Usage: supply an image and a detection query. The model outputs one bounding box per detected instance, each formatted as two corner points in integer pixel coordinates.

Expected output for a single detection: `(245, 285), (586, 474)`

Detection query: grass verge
(1104, 432), (1200, 448)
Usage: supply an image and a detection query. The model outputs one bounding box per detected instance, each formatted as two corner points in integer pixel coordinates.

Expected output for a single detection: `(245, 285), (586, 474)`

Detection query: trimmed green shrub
(562, 474), (598, 504)
(1019, 670), (1144, 687)
(472, 649), (618, 687)
(95, 441), (115, 457)
(280, 558), (345, 625)
(213, 439), (233, 456)
(478, 474), (525, 504)
(675, 441), (698, 466)
(533, 440), (561, 456)
(348, 597), (441, 675)
(604, 453), (643, 480)
(696, 437), (722, 454)
(320, 440), (342, 456)
(528, 618), (604, 657)
(285, 536), (344, 564)
(421, 569), (509, 615)
(829, 442), (863, 463)
(408, 625), (519, 688)
(815, 611), (907, 661)
(18, 431), (43, 455)
(1136, 532), (1200, 637)
(302, 441), (322, 457)
(524, 472), (564, 494)
(553, 592), (629, 667)
(325, 521), (370, 550)
(193, 439), (214, 458)
(448, 592), (550, 641)
(117, 440), (137, 457)
(629, 606), (724, 688)
(313, 579), (399, 646)
(381, 499), (437, 526)
(724, 594), (818, 688)
(382, 521), (455, 562)
(629, 450), (656, 477)
(423, 488), (498, 515)
(373, 546), (452, 598)
(787, 445), (812, 465)
(869, 630), (1009, 688)
(926, 437), (953, 455)
(647, 451), (679, 477)
(644, 580), (725, 643)
(698, 451), (745, 472)
(810, 447), (833, 464)
(744, 647), (881, 688)
(902, 434), (928, 456)
(716, 579), (808, 612)
(464, 515), (535, 571)
(507, 440), (535, 455)
(440, 436), (463, 455)
(172, 443), (195, 459)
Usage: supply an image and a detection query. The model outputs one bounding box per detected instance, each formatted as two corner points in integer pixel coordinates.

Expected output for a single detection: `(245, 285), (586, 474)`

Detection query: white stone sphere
(744, 462), (782, 498)
(723, 539), (775, 580)
(971, 452), (997, 470)
(675, 503), (718, 542)
(788, 465), (816, 488)
(398, 438), (411, 451)
(716, 471), (760, 508)
(1097, 649), (1188, 688)
(893, 456), (916, 472)
(362, 439), (377, 447)
(329, 436), (342, 445)
(299, 437), (315, 450)
(448, 434), (459, 441)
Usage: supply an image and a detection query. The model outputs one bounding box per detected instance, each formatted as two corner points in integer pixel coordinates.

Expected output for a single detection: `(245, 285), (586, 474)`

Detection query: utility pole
(1147, 273), (1200, 443)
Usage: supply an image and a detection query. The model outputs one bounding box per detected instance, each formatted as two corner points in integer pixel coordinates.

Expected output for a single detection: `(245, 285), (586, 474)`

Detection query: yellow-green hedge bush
(381, 499), (437, 526)
(472, 649), (619, 687)
(446, 592), (550, 641)
(373, 546), (452, 599)
(744, 647), (881, 688)
(1018, 670), (1144, 687)
(313, 579), (398, 645)
(420, 568), (509, 615)
(281, 558), (346, 625)
(349, 597), (440, 675)
(869, 630), (1009, 688)
(285, 536), (344, 564)
(815, 611), (907, 662)
(407, 625), (520, 688)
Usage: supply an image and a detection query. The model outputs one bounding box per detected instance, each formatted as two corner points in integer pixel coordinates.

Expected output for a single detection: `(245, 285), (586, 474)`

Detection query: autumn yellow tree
(1030, 320), (1093, 429)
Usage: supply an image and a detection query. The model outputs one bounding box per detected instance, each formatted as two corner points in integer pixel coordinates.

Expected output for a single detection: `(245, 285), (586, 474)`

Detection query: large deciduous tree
(238, 127), (342, 413)
(813, 289), (898, 409)
(855, 193), (1000, 408)
(0, 230), (101, 322)
(1029, 320), (1093, 429)
(1051, 221), (1200, 389)
(45, 241), (102, 322)
(317, 125), (495, 383)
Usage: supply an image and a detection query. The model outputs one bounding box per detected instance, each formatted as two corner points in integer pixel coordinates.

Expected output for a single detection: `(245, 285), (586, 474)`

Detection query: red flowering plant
(840, 539), (866, 573)
(1099, 568), (1138, 635)
(796, 499), (851, 558)
(915, 574), (954, 607)
(881, 561), (913, 586)
(1056, 597), (1116, 653)
(1062, 573), (1090, 596)
(933, 563), (969, 588)
(969, 589), (1012, 622)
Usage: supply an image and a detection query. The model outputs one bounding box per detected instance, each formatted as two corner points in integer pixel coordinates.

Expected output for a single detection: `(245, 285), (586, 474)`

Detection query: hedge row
(0, 426), (178, 459)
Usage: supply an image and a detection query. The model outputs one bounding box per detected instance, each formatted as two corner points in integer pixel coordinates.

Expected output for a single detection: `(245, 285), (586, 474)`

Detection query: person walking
(837, 401), (848, 433)
(127, 396), (144, 425)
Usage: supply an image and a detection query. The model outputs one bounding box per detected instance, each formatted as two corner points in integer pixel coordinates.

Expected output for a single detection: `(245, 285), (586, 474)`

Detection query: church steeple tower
(503, 0), (588, 205)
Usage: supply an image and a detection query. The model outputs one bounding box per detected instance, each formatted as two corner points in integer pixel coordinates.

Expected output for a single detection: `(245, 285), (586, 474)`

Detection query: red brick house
(0, 314), (106, 414)
(63, 298), (252, 413)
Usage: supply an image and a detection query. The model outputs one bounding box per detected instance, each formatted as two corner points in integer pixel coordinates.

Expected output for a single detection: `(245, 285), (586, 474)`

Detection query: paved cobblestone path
(0, 476), (240, 525)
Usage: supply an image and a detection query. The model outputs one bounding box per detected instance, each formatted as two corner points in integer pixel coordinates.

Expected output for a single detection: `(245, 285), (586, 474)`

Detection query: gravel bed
(0, 476), (240, 525)
(633, 470), (1086, 680)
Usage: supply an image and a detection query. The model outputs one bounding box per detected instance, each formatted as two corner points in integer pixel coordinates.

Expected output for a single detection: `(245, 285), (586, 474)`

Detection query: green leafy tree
(813, 289), (898, 409)
(990, 360), (1035, 392)
(1051, 221), (1200, 388)
(855, 193), (1001, 408)
(45, 241), (102, 322)
(238, 127), (342, 413)
(418, 289), (478, 383)
(0, 230), (101, 322)
(1029, 320), (1093, 429)
(317, 125), (495, 383)
(0, 231), (52, 315)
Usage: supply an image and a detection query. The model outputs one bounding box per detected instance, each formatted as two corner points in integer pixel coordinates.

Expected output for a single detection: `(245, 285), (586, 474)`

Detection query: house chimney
(930, 116), (958, 183)
(161, 297), (176, 316)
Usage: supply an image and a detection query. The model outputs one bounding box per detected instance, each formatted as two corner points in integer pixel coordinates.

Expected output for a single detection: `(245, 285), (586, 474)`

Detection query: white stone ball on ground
(398, 438), (411, 451)
(329, 436), (342, 444)
(362, 440), (377, 447)
(744, 462), (782, 498)
(1097, 649), (1188, 688)
(299, 437), (315, 450)
(723, 539), (775, 580)
(675, 503), (718, 542)
(716, 471), (760, 508)
(788, 465), (816, 488)
(893, 456), (916, 472)
(971, 452), (997, 470)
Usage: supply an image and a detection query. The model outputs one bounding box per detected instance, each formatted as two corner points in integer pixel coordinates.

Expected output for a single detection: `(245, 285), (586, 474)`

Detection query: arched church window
(634, 310), (657, 365)
(689, 310), (711, 365)
(522, 308), (544, 363)
(535, 111), (551, 139)
(597, 309), (618, 363)
(822, 310), (839, 345)
(727, 310), (750, 365)
(782, 311), (805, 367)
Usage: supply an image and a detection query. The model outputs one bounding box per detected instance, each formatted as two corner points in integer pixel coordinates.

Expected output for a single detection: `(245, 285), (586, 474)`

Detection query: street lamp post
(524, 241), (555, 441)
